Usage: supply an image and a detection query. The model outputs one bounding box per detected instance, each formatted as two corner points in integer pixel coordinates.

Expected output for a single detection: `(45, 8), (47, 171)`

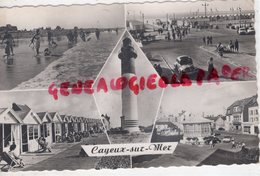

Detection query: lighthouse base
(123, 119), (140, 133)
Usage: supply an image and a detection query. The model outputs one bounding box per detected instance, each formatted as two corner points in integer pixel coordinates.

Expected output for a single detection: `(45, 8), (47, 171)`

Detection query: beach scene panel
(126, 0), (256, 83)
(0, 4), (125, 90)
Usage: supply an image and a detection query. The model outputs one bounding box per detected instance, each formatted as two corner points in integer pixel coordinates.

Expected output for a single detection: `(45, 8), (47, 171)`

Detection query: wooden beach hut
(48, 112), (62, 143)
(37, 112), (53, 146)
(0, 107), (22, 155)
(11, 103), (41, 153)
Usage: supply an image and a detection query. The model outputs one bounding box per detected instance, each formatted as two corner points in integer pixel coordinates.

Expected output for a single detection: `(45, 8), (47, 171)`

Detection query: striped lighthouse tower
(118, 37), (139, 133)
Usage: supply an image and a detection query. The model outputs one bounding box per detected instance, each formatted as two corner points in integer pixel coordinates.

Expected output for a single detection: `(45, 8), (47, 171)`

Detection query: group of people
(203, 36), (213, 45)
(165, 26), (190, 41)
(228, 39), (239, 52)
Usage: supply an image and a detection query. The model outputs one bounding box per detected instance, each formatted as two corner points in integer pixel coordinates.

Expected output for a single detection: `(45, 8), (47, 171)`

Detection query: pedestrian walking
(1, 30), (15, 56)
(235, 39), (239, 52)
(206, 36), (210, 45)
(209, 36), (213, 44)
(207, 57), (214, 74)
(95, 28), (100, 40)
(167, 31), (171, 41)
(203, 36), (206, 45)
(231, 141), (236, 149)
(30, 29), (41, 56)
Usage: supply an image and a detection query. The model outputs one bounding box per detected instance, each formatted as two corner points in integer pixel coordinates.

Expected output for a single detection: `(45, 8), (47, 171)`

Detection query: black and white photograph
(93, 31), (163, 144)
(0, 90), (132, 171)
(0, 0), (259, 174)
(133, 81), (259, 167)
(0, 4), (125, 90)
(126, 0), (256, 83)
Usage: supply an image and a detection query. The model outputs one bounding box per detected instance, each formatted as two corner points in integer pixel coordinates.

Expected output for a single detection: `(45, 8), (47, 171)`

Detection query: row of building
(155, 95), (259, 142)
(0, 103), (106, 156)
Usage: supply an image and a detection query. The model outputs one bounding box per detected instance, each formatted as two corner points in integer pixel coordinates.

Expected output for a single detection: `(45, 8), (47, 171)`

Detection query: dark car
(203, 136), (221, 145)
(174, 55), (198, 80)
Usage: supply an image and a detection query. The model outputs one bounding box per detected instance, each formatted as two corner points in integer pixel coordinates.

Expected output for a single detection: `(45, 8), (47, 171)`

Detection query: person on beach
(95, 28), (100, 40)
(66, 30), (74, 43)
(207, 57), (214, 74)
(8, 144), (25, 167)
(235, 39), (239, 52)
(80, 30), (86, 42)
(73, 27), (78, 43)
(1, 30), (15, 56)
(47, 29), (53, 45)
(167, 31), (171, 41)
(30, 29), (41, 56)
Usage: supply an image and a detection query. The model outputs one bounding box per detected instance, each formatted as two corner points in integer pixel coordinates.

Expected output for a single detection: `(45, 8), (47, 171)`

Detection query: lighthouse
(118, 37), (140, 132)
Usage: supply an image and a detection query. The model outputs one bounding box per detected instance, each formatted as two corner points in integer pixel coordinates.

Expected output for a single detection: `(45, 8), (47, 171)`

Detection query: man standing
(235, 39), (239, 52)
(207, 57), (214, 74)
(2, 30), (15, 56)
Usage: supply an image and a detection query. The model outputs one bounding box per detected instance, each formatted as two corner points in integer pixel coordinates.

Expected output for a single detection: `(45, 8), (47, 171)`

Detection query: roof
(227, 95), (257, 115)
(204, 115), (226, 122)
(182, 117), (212, 124)
(12, 103), (31, 120)
(156, 121), (178, 128)
(0, 108), (8, 115)
(37, 112), (48, 121)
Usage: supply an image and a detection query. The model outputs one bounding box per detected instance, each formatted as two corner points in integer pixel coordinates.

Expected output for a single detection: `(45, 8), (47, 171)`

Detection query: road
(141, 28), (256, 82)
(22, 134), (109, 171)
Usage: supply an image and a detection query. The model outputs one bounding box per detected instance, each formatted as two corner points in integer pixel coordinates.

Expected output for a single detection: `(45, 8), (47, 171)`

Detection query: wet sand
(14, 31), (123, 90)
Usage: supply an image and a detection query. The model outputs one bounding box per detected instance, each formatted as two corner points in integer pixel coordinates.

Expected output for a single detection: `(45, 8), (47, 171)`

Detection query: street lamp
(202, 2), (209, 17)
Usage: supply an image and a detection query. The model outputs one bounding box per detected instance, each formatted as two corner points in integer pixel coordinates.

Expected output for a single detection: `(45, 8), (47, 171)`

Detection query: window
(255, 109), (258, 115)
(34, 125), (38, 139)
(250, 110), (253, 115)
(29, 126), (34, 140)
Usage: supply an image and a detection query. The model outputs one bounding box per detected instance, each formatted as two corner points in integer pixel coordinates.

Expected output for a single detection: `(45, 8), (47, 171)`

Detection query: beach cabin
(71, 116), (80, 132)
(66, 115), (74, 133)
(79, 117), (85, 132)
(37, 112), (53, 146)
(60, 115), (68, 136)
(0, 107), (22, 155)
(48, 112), (62, 143)
(11, 103), (41, 153)
(83, 118), (88, 132)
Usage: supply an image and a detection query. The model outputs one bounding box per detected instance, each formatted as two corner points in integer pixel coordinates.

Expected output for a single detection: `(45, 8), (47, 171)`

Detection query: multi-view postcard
(0, 0), (259, 173)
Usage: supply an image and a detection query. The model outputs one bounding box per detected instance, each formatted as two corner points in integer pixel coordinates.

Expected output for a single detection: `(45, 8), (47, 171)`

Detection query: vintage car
(174, 55), (198, 80)
(222, 136), (235, 143)
(238, 28), (247, 35)
(247, 27), (255, 35)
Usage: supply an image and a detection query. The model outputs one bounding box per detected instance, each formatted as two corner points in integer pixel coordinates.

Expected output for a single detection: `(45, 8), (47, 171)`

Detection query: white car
(247, 27), (255, 35)
(238, 28), (247, 35)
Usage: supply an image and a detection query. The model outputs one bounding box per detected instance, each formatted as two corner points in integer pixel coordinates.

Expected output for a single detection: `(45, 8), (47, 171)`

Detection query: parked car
(174, 55), (198, 80)
(218, 127), (225, 131)
(204, 136), (221, 145)
(222, 136), (235, 143)
(238, 28), (247, 35)
(247, 27), (255, 35)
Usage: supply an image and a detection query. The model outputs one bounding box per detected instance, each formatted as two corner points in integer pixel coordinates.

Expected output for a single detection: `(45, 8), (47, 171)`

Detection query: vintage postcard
(0, 0), (259, 174)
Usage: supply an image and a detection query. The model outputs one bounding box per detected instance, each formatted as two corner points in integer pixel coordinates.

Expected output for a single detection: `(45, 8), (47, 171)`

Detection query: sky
(93, 31), (163, 128)
(0, 90), (100, 119)
(0, 4), (125, 30)
(160, 81), (257, 118)
(126, 0), (255, 19)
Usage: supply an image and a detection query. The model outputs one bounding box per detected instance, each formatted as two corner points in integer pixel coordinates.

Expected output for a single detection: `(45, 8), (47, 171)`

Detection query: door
(3, 124), (11, 151)
(52, 123), (55, 143)
(21, 125), (28, 152)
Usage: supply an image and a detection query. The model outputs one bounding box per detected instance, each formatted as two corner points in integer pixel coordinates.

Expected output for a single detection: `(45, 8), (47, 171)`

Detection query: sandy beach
(14, 31), (123, 90)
